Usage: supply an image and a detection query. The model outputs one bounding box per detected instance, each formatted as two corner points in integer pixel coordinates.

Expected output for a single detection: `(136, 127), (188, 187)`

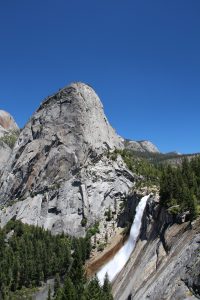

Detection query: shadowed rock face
(0, 82), (134, 236)
(113, 197), (200, 300)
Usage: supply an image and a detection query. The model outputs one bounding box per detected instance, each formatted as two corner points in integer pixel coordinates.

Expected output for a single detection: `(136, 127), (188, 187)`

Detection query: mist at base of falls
(97, 195), (150, 285)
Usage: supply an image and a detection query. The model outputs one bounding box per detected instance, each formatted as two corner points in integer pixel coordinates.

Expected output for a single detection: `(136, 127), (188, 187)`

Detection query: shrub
(81, 217), (87, 227)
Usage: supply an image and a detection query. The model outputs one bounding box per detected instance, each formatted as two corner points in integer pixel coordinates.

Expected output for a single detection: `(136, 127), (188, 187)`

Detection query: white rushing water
(97, 195), (150, 285)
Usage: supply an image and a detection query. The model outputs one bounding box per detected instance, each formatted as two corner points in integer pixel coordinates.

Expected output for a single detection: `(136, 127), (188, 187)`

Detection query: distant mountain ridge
(124, 139), (160, 153)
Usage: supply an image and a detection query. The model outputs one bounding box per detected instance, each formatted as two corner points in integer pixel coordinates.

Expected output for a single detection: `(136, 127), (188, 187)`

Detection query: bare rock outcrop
(0, 110), (19, 173)
(0, 141), (12, 175)
(113, 198), (200, 300)
(0, 83), (134, 236)
(124, 139), (160, 153)
(0, 110), (19, 137)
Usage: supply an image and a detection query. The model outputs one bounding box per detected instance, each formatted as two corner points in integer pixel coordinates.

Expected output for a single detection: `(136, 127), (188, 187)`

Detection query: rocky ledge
(113, 196), (200, 300)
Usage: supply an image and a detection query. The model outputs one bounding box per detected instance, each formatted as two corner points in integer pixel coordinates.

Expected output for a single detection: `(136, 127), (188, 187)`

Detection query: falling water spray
(97, 195), (150, 284)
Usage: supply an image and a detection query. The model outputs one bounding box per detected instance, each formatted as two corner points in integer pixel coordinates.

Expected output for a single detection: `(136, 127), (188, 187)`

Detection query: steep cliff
(0, 141), (11, 175)
(0, 83), (134, 236)
(0, 110), (19, 174)
(113, 196), (200, 300)
(0, 110), (19, 137)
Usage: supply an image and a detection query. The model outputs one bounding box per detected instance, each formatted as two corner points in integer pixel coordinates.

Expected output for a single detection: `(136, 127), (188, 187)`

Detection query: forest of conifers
(115, 149), (200, 219)
(160, 156), (200, 219)
(0, 221), (113, 299)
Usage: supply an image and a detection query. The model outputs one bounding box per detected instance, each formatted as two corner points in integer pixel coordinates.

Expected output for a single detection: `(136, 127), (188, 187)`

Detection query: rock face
(0, 83), (134, 236)
(0, 141), (12, 175)
(124, 139), (160, 153)
(0, 110), (19, 173)
(0, 141), (12, 174)
(113, 197), (200, 300)
(0, 110), (19, 137)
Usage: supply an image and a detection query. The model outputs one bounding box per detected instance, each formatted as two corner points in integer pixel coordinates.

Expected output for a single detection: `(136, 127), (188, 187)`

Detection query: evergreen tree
(0, 219), (95, 298)
(54, 288), (63, 300)
(54, 273), (61, 295)
(70, 239), (85, 296)
(103, 273), (113, 300)
(159, 156), (200, 219)
(62, 276), (76, 300)
(86, 276), (102, 300)
(47, 285), (51, 300)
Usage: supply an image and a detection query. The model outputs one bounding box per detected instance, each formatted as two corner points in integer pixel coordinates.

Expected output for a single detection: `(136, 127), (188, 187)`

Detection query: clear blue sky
(0, 0), (200, 154)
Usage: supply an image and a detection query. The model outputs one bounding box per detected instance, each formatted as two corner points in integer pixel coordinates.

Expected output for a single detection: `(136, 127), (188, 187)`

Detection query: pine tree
(62, 276), (76, 300)
(189, 195), (198, 220)
(54, 273), (61, 295)
(70, 239), (85, 294)
(54, 288), (63, 300)
(106, 206), (112, 221)
(47, 285), (51, 300)
(103, 273), (113, 300)
(86, 276), (102, 300)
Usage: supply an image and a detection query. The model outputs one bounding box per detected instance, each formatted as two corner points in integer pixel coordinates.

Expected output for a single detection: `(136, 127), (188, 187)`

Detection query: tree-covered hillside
(122, 149), (200, 165)
(109, 149), (161, 187)
(115, 149), (200, 220)
(160, 157), (200, 219)
(0, 221), (113, 300)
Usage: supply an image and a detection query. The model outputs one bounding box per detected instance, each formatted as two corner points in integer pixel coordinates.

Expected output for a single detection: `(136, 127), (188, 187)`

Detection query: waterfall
(97, 195), (149, 285)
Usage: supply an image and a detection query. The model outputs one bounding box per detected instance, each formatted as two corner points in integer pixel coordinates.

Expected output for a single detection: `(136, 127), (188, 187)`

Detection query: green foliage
(5, 286), (38, 300)
(111, 149), (161, 187)
(81, 274), (113, 300)
(0, 220), (93, 299)
(122, 147), (200, 165)
(62, 276), (76, 300)
(81, 217), (88, 227)
(54, 273), (61, 296)
(53, 266), (113, 300)
(0, 131), (19, 149)
(97, 243), (106, 252)
(86, 222), (100, 238)
(167, 205), (181, 215)
(103, 273), (113, 300)
(54, 288), (63, 300)
(160, 157), (200, 219)
(85, 275), (103, 300)
(47, 285), (52, 300)
(112, 148), (200, 220)
(104, 206), (112, 221)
